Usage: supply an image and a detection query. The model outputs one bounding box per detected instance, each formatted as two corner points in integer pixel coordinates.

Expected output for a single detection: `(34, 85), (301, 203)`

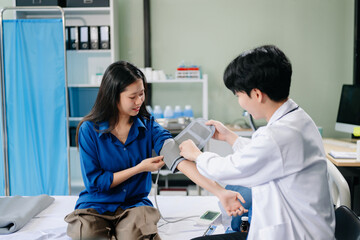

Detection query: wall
(0, 0), (355, 138)
(149, 0), (354, 139)
(0, 0), (12, 7)
(121, 0), (354, 139)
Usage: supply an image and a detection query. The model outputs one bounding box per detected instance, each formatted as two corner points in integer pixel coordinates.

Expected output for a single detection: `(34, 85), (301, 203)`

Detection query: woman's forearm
(110, 165), (142, 188)
(177, 160), (247, 216)
(176, 160), (225, 197)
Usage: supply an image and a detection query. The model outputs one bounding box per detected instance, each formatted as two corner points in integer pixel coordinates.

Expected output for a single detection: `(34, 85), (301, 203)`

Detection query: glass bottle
(240, 216), (250, 233)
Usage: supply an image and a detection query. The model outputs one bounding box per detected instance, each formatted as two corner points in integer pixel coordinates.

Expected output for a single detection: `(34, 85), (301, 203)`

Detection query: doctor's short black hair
(223, 45), (292, 101)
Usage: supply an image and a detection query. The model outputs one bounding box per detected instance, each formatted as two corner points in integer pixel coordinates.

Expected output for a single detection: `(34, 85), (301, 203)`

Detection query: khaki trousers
(64, 206), (161, 240)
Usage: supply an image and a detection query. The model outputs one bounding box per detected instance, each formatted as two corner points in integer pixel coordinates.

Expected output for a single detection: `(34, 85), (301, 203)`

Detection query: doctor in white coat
(180, 45), (335, 240)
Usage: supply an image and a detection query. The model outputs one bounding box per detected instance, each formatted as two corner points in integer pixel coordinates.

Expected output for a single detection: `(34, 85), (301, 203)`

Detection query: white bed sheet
(0, 195), (229, 240)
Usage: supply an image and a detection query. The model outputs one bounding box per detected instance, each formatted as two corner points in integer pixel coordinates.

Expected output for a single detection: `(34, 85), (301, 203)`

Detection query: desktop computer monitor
(335, 84), (360, 134)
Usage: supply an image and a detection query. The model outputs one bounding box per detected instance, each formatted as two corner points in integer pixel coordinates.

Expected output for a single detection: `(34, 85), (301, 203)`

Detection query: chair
(335, 205), (360, 240)
(327, 160), (351, 208)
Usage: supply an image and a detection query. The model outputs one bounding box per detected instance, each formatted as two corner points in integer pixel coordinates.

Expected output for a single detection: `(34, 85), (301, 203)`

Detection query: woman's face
(117, 79), (145, 117)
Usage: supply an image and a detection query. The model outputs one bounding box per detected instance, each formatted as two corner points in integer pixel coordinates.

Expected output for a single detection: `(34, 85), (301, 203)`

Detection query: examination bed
(0, 159), (349, 240)
(0, 195), (227, 240)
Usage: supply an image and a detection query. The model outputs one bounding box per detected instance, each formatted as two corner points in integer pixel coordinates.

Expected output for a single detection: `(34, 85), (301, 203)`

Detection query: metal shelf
(149, 74), (208, 120)
(66, 49), (111, 54)
(69, 117), (83, 121)
(64, 7), (110, 14)
(68, 84), (100, 88)
(147, 78), (204, 83)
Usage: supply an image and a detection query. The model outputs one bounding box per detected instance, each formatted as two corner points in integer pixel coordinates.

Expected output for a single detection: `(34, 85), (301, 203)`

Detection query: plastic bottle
(183, 105), (194, 118)
(153, 105), (163, 119)
(146, 105), (153, 115)
(173, 105), (183, 118)
(240, 216), (250, 233)
(163, 105), (174, 119)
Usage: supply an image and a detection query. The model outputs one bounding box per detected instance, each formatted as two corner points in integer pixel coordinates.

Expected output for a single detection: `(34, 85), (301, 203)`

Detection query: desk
(323, 138), (359, 167)
(323, 138), (360, 215)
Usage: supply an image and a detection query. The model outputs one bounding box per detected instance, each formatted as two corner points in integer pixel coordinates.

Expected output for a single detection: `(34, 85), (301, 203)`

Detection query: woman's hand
(218, 189), (248, 217)
(138, 156), (165, 172)
(111, 156), (164, 188)
(179, 139), (202, 161)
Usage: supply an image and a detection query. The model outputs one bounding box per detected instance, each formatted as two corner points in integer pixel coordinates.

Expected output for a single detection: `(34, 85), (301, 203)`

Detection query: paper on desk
(329, 151), (357, 159)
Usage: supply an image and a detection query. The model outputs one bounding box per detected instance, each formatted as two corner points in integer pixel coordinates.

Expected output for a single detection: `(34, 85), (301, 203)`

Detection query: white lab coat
(196, 99), (335, 240)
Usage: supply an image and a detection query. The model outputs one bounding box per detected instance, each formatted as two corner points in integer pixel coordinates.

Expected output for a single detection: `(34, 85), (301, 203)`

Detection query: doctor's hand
(219, 189), (248, 217)
(138, 156), (165, 172)
(206, 120), (238, 146)
(179, 140), (202, 161)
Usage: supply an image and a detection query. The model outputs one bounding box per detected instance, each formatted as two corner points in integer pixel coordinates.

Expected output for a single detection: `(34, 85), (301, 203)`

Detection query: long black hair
(75, 61), (150, 147)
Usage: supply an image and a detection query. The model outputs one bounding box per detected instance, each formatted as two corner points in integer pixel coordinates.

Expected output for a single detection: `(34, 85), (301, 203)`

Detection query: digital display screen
(337, 85), (360, 125)
(201, 211), (219, 220)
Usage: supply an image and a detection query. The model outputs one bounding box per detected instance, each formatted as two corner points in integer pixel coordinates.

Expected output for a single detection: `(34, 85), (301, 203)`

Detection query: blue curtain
(1, 19), (68, 195)
(0, 113), (3, 196)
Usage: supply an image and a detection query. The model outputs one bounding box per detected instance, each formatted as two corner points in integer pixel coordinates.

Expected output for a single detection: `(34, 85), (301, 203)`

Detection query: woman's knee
(114, 206), (161, 239)
(64, 209), (112, 240)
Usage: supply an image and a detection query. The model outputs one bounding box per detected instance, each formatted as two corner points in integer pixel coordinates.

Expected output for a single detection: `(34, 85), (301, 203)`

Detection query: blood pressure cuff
(160, 118), (215, 173)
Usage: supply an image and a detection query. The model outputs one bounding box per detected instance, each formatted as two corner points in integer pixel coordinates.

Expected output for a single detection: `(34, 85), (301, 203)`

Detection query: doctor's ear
(251, 88), (264, 102)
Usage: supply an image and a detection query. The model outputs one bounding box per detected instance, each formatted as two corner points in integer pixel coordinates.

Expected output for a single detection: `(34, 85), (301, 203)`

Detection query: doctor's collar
(267, 99), (299, 125)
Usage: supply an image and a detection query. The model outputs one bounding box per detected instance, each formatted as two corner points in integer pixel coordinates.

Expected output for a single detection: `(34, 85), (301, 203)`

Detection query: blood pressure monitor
(197, 210), (221, 225)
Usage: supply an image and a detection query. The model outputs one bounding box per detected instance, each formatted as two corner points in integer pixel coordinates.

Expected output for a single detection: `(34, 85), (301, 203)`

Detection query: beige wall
(1, 0), (355, 138)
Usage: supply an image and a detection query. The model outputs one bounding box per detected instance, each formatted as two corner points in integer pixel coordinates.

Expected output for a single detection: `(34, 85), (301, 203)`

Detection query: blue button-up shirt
(75, 115), (172, 214)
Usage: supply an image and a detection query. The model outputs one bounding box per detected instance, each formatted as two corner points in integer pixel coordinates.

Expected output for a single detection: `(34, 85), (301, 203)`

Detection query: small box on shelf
(175, 65), (201, 79)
